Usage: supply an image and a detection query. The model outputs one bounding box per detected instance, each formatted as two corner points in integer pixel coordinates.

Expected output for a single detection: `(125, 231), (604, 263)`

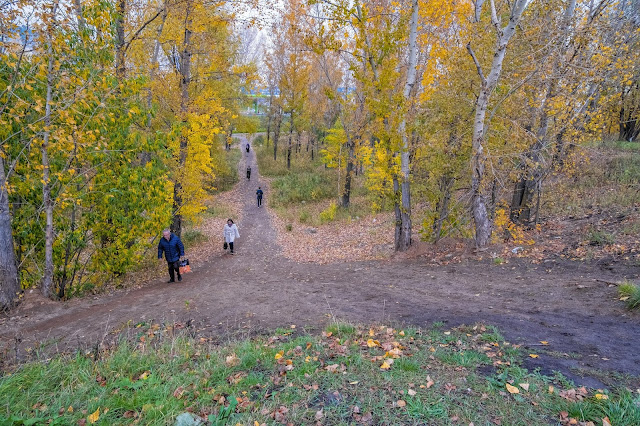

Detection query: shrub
(319, 202), (338, 223)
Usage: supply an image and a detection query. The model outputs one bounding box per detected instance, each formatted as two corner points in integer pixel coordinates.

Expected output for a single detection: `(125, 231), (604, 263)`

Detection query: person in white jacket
(223, 219), (240, 254)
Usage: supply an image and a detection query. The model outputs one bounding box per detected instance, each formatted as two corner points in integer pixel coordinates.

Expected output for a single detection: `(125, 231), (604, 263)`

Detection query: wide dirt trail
(1, 136), (639, 387)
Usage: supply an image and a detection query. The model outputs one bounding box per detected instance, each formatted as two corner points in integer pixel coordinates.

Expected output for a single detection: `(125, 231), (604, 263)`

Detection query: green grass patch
(2, 323), (638, 425)
(619, 281), (640, 309)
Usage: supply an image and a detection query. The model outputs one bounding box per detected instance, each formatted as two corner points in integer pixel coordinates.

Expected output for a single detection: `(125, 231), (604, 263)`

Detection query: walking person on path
(158, 229), (185, 283)
(246, 166), (251, 180)
(256, 187), (264, 207)
(223, 219), (240, 254)
(246, 143), (250, 153)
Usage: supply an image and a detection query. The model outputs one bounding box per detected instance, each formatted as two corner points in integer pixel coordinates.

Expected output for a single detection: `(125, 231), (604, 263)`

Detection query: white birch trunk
(468, 0), (528, 247)
(395, 0), (419, 252)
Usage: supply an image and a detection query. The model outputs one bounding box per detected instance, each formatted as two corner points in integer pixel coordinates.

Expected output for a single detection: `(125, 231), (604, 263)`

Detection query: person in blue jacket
(158, 228), (185, 283)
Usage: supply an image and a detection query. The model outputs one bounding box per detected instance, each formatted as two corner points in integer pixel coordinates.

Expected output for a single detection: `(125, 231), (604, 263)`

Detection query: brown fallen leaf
(173, 386), (185, 399)
(426, 376), (435, 389)
(225, 354), (240, 367)
(408, 389), (417, 396)
(315, 409), (323, 420)
(396, 400), (406, 408)
(602, 417), (612, 426)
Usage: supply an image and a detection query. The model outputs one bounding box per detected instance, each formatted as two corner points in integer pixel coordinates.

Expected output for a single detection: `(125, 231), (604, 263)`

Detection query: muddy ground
(1, 136), (639, 389)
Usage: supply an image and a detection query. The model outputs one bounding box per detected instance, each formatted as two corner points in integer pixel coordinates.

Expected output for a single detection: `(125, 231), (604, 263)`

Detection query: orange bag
(179, 259), (191, 274)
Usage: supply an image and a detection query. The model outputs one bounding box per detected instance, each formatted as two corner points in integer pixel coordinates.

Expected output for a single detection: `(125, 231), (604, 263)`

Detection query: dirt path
(1, 136), (639, 388)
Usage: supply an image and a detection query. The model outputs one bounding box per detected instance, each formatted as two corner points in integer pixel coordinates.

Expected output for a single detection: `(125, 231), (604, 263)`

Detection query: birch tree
(466, 0), (529, 247)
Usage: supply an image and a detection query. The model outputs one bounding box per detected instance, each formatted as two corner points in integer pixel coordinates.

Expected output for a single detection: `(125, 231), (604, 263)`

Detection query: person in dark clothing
(256, 187), (263, 207)
(158, 228), (185, 283)
(246, 166), (251, 180)
(246, 143), (250, 153)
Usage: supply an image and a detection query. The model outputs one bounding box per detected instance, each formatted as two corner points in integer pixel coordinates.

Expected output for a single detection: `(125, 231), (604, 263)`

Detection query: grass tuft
(619, 281), (640, 309)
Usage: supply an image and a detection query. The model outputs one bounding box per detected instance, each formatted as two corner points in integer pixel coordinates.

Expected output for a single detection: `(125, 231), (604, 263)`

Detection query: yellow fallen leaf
(540, 341), (548, 345)
(349, 381), (359, 385)
(274, 350), (284, 360)
(67, 406), (73, 413)
(519, 383), (530, 391)
(369, 328), (375, 336)
(290, 325), (296, 329)
(399, 330), (405, 336)
(396, 400), (406, 407)
(506, 383), (520, 394)
(139, 371), (150, 380)
(549, 385), (555, 394)
(367, 339), (380, 348)
(380, 361), (391, 370)
(620, 296), (630, 301)
(529, 354), (539, 358)
(88, 408), (100, 424)
(595, 393), (609, 400)
(602, 416), (612, 426)
(254, 422), (260, 426)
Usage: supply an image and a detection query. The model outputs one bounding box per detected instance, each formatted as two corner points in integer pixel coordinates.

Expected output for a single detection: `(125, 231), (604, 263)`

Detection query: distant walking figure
(223, 219), (240, 254)
(158, 228), (185, 283)
(246, 166), (251, 180)
(256, 187), (263, 207)
(246, 143), (250, 153)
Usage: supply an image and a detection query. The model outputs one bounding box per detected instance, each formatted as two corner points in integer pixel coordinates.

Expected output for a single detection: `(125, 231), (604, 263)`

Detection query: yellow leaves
(540, 341), (548, 345)
(274, 350), (284, 360)
(595, 393), (609, 400)
(529, 354), (539, 359)
(505, 383), (519, 394)
(366, 339), (380, 348)
(380, 360), (392, 370)
(87, 408), (100, 424)
(549, 385), (555, 394)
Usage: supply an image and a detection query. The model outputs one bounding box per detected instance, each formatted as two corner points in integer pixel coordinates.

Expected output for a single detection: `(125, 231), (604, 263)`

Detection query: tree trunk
(393, 175), (402, 251)
(115, 0), (126, 80)
(287, 111), (293, 169)
(467, 0), (528, 248)
(274, 109), (281, 161)
(394, 0), (419, 252)
(41, 2), (59, 299)
(0, 155), (20, 310)
(341, 135), (355, 208)
(433, 174), (454, 242)
(171, 1), (193, 237)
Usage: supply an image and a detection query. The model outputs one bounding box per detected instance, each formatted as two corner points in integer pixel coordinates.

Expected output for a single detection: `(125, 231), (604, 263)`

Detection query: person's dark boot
(167, 279), (175, 283)
(178, 275), (182, 282)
